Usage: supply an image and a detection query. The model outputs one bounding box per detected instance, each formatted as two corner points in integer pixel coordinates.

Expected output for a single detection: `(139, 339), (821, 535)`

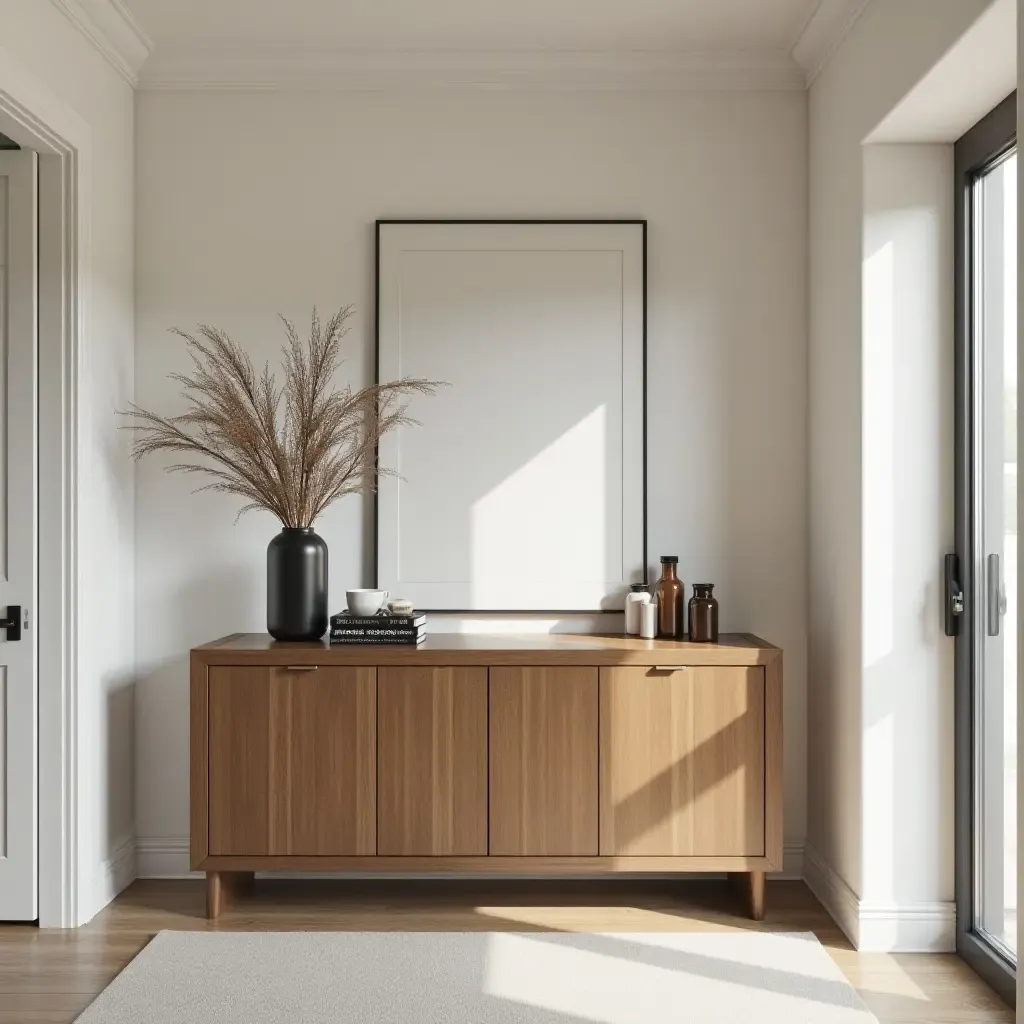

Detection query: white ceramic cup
(347, 589), (389, 617)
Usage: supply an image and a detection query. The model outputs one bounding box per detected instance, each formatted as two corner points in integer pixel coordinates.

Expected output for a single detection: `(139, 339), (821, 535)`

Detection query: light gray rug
(75, 930), (878, 1023)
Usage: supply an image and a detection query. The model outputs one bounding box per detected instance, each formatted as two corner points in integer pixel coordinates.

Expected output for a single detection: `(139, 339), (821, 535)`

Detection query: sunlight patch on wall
(471, 406), (608, 609)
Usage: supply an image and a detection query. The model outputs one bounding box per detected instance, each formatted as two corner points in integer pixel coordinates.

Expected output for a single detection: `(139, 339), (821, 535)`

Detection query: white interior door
(0, 150), (38, 921)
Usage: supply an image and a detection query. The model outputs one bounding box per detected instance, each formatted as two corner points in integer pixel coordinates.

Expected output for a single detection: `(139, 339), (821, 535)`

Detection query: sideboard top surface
(192, 632), (781, 667)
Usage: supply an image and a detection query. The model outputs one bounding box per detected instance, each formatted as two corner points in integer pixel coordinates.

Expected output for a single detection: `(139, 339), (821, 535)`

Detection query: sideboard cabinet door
(599, 666), (765, 856)
(489, 667), (599, 855)
(377, 667), (488, 855)
(208, 666), (376, 856)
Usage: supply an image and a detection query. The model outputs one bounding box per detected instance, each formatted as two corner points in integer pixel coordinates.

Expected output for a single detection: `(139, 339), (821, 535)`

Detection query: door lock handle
(987, 553), (1005, 637)
(945, 554), (964, 636)
(0, 605), (22, 642)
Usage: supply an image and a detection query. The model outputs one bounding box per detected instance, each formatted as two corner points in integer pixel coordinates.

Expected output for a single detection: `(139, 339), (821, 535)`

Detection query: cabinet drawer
(208, 665), (376, 856)
(599, 666), (765, 856)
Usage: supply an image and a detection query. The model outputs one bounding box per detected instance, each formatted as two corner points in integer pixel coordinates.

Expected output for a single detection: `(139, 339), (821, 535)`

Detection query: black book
(330, 611), (426, 629)
(330, 624), (426, 639)
(329, 634), (427, 645)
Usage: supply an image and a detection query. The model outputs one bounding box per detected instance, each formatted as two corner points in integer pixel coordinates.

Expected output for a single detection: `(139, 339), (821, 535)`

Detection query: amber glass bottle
(688, 583), (719, 643)
(654, 556), (684, 639)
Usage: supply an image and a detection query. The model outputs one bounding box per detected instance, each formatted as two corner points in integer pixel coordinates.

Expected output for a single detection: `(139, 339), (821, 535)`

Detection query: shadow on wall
(136, 563), (257, 841)
(105, 672), (135, 854)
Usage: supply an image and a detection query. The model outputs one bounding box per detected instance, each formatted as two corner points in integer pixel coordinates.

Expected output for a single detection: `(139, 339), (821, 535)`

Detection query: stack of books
(329, 610), (427, 645)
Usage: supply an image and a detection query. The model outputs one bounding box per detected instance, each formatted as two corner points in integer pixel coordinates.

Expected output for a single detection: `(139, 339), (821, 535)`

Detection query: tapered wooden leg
(728, 870), (766, 921)
(206, 871), (254, 920)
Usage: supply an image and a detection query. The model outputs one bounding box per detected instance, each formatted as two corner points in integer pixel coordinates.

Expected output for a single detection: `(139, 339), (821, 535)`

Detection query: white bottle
(640, 599), (657, 639)
(624, 584), (652, 635)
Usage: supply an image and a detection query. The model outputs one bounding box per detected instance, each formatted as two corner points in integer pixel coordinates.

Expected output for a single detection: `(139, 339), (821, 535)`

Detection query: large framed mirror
(376, 219), (646, 612)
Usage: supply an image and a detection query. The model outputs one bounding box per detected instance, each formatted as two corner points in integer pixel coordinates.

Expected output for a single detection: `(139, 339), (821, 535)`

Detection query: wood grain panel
(208, 666), (376, 856)
(209, 666), (271, 855)
(599, 667), (691, 856)
(189, 653), (209, 867)
(377, 667), (487, 855)
(600, 666), (764, 856)
(764, 651), (784, 869)
(489, 666), (599, 855)
(690, 667), (764, 855)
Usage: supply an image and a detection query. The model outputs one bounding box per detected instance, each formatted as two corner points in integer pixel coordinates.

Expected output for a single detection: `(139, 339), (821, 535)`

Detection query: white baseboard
(803, 842), (860, 944)
(136, 837), (200, 879)
(93, 835), (137, 910)
(803, 842), (956, 952)
(137, 838), (806, 881)
(781, 841), (803, 880)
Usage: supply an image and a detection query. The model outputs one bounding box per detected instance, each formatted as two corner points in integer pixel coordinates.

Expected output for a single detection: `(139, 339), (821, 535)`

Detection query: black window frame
(953, 89), (1017, 1007)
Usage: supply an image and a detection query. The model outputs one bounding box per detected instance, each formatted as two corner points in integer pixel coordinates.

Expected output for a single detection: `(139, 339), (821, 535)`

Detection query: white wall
(806, 0), (996, 951)
(861, 142), (955, 926)
(134, 88), (808, 872)
(0, 0), (136, 922)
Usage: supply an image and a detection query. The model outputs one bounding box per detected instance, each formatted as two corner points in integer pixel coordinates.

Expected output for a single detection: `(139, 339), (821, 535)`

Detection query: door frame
(953, 90), (1017, 1005)
(0, 49), (86, 927)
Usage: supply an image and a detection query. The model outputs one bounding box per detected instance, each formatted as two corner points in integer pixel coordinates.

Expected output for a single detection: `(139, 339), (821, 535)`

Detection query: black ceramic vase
(267, 527), (328, 641)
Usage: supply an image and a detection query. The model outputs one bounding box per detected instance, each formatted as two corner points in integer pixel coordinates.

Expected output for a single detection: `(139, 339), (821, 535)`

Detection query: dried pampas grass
(122, 306), (441, 528)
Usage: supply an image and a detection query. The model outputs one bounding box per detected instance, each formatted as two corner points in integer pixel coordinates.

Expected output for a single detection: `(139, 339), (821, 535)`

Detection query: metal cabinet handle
(654, 665), (689, 671)
(285, 665), (319, 672)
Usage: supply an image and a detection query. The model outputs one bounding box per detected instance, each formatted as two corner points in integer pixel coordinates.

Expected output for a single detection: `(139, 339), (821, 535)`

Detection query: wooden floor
(0, 878), (1012, 1023)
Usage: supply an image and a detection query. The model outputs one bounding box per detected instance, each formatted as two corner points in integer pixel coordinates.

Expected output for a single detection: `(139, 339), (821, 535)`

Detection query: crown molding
(791, 0), (872, 86)
(50, 0), (153, 86)
(137, 46), (806, 93)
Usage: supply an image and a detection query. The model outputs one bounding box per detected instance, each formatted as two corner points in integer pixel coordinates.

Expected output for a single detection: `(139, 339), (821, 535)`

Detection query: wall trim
(98, 835), (137, 906)
(48, 0), (870, 92)
(136, 837), (198, 879)
(791, 0), (872, 86)
(137, 47), (806, 93)
(49, 0), (152, 86)
(782, 841), (804, 879)
(136, 839), (806, 881)
(802, 842), (861, 945)
(0, 47), (88, 928)
(803, 843), (956, 952)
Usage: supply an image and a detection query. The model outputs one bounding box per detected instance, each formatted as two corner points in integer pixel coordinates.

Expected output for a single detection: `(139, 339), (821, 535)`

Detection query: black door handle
(0, 605), (22, 642)
(944, 555), (964, 637)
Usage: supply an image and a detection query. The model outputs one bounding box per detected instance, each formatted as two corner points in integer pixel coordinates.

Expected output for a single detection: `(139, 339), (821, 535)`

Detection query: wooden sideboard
(191, 633), (782, 919)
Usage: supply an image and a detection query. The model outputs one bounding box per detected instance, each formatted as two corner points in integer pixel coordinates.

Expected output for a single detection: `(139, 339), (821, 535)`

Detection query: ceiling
(119, 0), (821, 53)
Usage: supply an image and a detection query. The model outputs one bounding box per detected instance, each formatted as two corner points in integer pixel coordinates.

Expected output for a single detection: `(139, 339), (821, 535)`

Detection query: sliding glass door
(953, 92), (1017, 1003)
